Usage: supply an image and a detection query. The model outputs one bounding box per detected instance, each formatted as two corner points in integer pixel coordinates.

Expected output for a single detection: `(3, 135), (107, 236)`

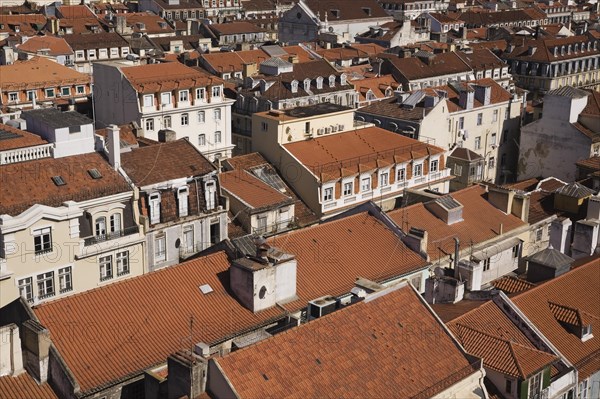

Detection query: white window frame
(18, 277), (33, 303)
(214, 108), (221, 120)
(178, 186), (189, 217)
(45, 88), (55, 98)
(99, 255), (113, 281)
(181, 113), (189, 126)
(361, 176), (371, 192)
(179, 90), (189, 103)
(430, 159), (439, 172)
(155, 235), (166, 262)
(8, 92), (18, 102)
(37, 271), (55, 299)
(183, 225), (194, 252)
(475, 136), (481, 150)
(149, 193), (161, 224)
(27, 90), (36, 101)
(33, 227), (52, 255)
(95, 216), (107, 236)
(58, 266), (73, 293)
(343, 181), (353, 196)
(323, 186), (334, 202)
(163, 115), (171, 129)
(215, 131), (222, 144)
(198, 134), (206, 146)
(413, 163), (423, 177)
(196, 87), (206, 101)
(116, 251), (130, 276)
(160, 92), (172, 105)
(211, 85), (222, 99)
(477, 113), (483, 126)
(110, 213), (121, 233)
(379, 170), (389, 187)
(492, 109), (499, 122)
(146, 118), (154, 131)
(458, 116), (464, 129)
(198, 110), (205, 123)
(143, 94), (154, 107)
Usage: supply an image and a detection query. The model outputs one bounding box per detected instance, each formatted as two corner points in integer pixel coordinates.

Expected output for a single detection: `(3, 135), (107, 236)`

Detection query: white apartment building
(93, 60), (235, 161)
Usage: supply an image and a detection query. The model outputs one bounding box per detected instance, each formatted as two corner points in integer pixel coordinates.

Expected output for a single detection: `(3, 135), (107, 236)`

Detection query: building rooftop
(492, 275), (536, 295)
(526, 246), (574, 269)
(216, 284), (480, 398)
(0, 373), (58, 399)
(258, 102), (351, 120)
(61, 32), (129, 50)
(283, 126), (445, 182)
(23, 109), (93, 129)
(0, 123), (48, 151)
(0, 56), (90, 91)
(302, 0), (390, 21)
(388, 185), (526, 261)
(220, 169), (293, 210)
(33, 251), (287, 394)
(448, 147), (484, 162)
(381, 51), (472, 81)
(209, 21), (266, 35)
(121, 139), (216, 186)
(0, 152), (130, 216)
(555, 182), (595, 199)
(512, 258), (600, 381)
(120, 61), (218, 94)
(504, 35), (600, 64)
(16, 35), (73, 56)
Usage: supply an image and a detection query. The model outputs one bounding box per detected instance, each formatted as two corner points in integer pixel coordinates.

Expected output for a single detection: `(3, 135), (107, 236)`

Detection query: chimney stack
(106, 124), (121, 170)
(167, 350), (207, 399)
(0, 324), (24, 377)
(21, 320), (50, 384)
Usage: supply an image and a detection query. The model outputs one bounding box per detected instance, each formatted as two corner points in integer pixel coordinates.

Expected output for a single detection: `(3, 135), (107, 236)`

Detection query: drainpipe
(454, 237), (460, 270)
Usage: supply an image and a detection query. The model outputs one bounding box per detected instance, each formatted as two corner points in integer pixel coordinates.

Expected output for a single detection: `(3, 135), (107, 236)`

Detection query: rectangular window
(61, 87), (70, 96)
(343, 182), (353, 196)
(215, 131), (222, 143)
(491, 133), (497, 145)
(18, 277), (33, 302)
(477, 113), (483, 126)
(8, 92), (18, 101)
(261, 121), (268, 131)
(37, 271), (55, 298)
(45, 88), (55, 98)
(414, 163), (423, 177)
(163, 116), (171, 129)
(196, 87), (206, 100)
(143, 94), (154, 107)
(99, 256), (113, 281)
(27, 90), (36, 101)
(361, 177), (371, 192)
(512, 243), (521, 258)
(483, 258), (491, 271)
(529, 372), (542, 399)
(76, 85), (85, 95)
(198, 134), (206, 146)
(505, 107), (510, 120)
(181, 113), (189, 126)
(488, 157), (495, 169)
(161, 92), (171, 105)
(58, 266), (73, 293)
(323, 187), (333, 202)
(116, 251), (129, 276)
(397, 167), (406, 181)
(179, 90), (189, 102)
(493, 109), (499, 122)
(178, 187), (189, 217)
(458, 117), (464, 129)
(454, 164), (462, 176)
(536, 228), (543, 242)
(95, 217), (106, 236)
(505, 380), (512, 394)
(475, 136), (481, 150)
(212, 86), (221, 98)
(184, 226), (194, 252)
(33, 227), (52, 254)
(110, 213), (121, 233)
(146, 118), (154, 131)
(155, 236), (166, 262)
(379, 172), (389, 187)
(430, 159), (439, 172)
(198, 110), (205, 122)
(214, 108), (221, 120)
(149, 193), (161, 224)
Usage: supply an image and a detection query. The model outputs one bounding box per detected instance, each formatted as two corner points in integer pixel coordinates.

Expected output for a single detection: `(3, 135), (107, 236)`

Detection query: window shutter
(542, 367), (551, 389)
(518, 380), (528, 399)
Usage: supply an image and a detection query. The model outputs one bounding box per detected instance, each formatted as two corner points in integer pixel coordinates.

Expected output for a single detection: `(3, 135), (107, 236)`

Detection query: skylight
(88, 169), (102, 179)
(199, 284), (213, 295)
(51, 176), (66, 186)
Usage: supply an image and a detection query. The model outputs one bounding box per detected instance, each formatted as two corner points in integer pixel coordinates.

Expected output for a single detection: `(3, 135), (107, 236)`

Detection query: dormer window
(211, 85), (222, 99)
(553, 47), (558, 57)
(340, 73), (347, 85)
(149, 193), (161, 224)
(581, 324), (593, 341)
(316, 76), (323, 89)
(303, 78), (311, 92)
(177, 186), (189, 217)
(196, 87), (206, 101)
(291, 80), (299, 93)
(329, 75), (335, 87)
(205, 180), (216, 211)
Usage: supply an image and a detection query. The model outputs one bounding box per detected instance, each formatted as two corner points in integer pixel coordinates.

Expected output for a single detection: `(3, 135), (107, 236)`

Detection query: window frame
(37, 271), (55, 299)
(99, 255), (113, 281)
(155, 235), (167, 262)
(361, 176), (371, 192)
(33, 227), (52, 255)
(323, 186), (334, 202)
(58, 266), (73, 293)
(116, 251), (130, 276)
(343, 181), (353, 196)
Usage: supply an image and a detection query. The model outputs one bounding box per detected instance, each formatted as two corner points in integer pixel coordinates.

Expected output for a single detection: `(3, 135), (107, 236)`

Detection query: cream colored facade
(0, 193), (145, 308)
(253, 105), (451, 218)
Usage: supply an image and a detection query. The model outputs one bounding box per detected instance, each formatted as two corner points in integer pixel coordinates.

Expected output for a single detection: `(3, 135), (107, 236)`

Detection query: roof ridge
(507, 341), (526, 379)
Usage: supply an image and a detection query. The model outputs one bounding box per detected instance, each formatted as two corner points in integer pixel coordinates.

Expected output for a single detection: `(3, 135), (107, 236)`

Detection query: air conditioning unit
(307, 295), (338, 321)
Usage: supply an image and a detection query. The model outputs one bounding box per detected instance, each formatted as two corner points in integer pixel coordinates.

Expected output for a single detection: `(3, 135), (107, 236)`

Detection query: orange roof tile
(121, 61), (218, 94)
(350, 74), (399, 102)
(220, 169), (292, 209)
(216, 285), (479, 399)
(0, 56), (90, 91)
(388, 185), (526, 261)
(16, 35), (73, 56)
(57, 5), (95, 18)
(492, 275), (536, 294)
(33, 251), (288, 394)
(0, 373), (58, 399)
(0, 123), (48, 151)
(266, 212), (429, 311)
(0, 14), (47, 36)
(0, 152), (130, 216)
(284, 127), (445, 181)
(512, 258), (600, 381)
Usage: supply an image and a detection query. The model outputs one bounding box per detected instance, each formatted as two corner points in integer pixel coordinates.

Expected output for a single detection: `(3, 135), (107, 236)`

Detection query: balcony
(84, 225), (139, 246)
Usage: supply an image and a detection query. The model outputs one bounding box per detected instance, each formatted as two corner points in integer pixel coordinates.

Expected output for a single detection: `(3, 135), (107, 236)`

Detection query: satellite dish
(433, 267), (445, 278)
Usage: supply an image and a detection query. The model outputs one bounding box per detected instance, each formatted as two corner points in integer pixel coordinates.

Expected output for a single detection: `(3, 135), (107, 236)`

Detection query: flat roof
(23, 109), (93, 129)
(259, 103), (352, 120)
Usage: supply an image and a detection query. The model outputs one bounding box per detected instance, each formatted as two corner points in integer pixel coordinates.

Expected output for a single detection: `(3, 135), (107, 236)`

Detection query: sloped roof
(512, 258), (600, 381)
(121, 139), (215, 186)
(120, 61), (218, 93)
(216, 285), (479, 398)
(0, 123), (48, 151)
(0, 373), (58, 399)
(302, 0), (390, 21)
(526, 246), (574, 269)
(547, 85), (590, 98)
(492, 275), (536, 295)
(449, 147), (484, 161)
(0, 56), (90, 91)
(33, 251), (288, 394)
(16, 35), (73, 56)
(554, 182), (595, 198)
(220, 169), (292, 209)
(388, 185), (526, 261)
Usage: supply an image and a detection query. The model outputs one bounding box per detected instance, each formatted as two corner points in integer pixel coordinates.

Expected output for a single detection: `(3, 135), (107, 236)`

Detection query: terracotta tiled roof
(456, 48), (505, 71)
(458, 9), (545, 26)
(0, 14), (47, 36)
(576, 156), (600, 172)
(121, 13), (175, 34)
(216, 285), (479, 399)
(303, 0), (390, 21)
(381, 51), (472, 80)
(16, 35), (73, 56)
(62, 32), (128, 50)
(469, 39), (509, 52)
(388, 185), (526, 261)
(512, 258), (600, 381)
(220, 169), (293, 209)
(57, 5), (96, 18)
(573, 122), (600, 143)
(121, 61), (218, 93)
(492, 275), (536, 294)
(0, 123), (48, 151)
(449, 147), (484, 161)
(0, 56), (90, 91)
(266, 212), (429, 311)
(0, 152), (130, 216)
(451, 323), (557, 378)
(351, 74), (399, 102)
(209, 21), (266, 35)
(95, 124), (139, 149)
(121, 139), (215, 186)
(54, 17), (106, 34)
(223, 152), (269, 170)
(0, 373), (58, 399)
(581, 89), (600, 116)
(33, 251), (288, 394)
(284, 127), (445, 181)
(504, 35), (599, 63)
(505, 177), (540, 192)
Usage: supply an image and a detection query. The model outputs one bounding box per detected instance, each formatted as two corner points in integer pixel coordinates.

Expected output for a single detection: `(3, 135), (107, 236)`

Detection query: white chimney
(107, 124), (121, 170)
(0, 324), (24, 377)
